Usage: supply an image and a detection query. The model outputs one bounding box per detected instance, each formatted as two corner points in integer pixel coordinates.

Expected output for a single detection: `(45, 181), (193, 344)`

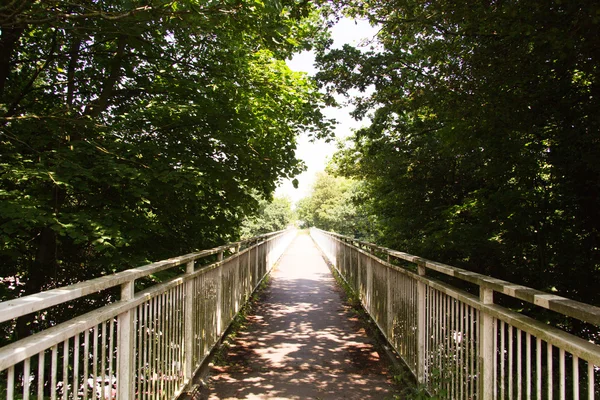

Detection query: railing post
(366, 255), (372, 313)
(266, 238), (271, 269)
(216, 251), (224, 336)
(479, 287), (495, 400)
(417, 260), (426, 384)
(387, 264), (393, 339)
(117, 280), (135, 400)
(357, 247), (362, 301)
(234, 244), (240, 313)
(184, 260), (195, 383)
(255, 240), (259, 286)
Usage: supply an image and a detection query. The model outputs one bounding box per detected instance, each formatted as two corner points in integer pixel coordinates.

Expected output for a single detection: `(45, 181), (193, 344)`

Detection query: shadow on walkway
(198, 232), (398, 399)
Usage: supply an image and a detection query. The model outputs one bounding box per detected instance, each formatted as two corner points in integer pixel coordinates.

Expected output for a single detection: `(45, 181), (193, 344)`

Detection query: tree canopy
(296, 172), (375, 238)
(0, 0), (332, 339)
(240, 195), (294, 238)
(318, 0), (600, 318)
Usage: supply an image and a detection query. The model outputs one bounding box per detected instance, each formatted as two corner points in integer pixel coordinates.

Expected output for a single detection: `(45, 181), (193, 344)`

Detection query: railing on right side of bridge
(0, 229), (296, 400)
(311, 228), (600, 400)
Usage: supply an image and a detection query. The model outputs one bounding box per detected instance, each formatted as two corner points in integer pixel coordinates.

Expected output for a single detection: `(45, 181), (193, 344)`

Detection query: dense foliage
(318, 0), (600, 317)
(297, 172), (375, 239)
(0, 0), (332, 339)
(240, 196), (293, 238)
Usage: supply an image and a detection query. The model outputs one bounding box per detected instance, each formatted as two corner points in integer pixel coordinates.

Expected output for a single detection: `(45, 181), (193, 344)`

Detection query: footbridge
(1, 229), (599, 399)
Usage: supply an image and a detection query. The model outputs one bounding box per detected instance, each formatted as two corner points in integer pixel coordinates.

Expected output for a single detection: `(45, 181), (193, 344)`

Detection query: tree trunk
(15, 226), (57, 339)
(0, 26), (24, 100)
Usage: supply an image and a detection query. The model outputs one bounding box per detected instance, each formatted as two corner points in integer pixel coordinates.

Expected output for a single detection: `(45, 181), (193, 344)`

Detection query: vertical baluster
(83, 331), (89, 400)
(455, 299), (463, 399)
(526, 333), (531, 400)
(573, 356), (579, 400)
(500, 320), (505, 400)
(588, 363), (594, 400)
(38, 351), (45, 399)
(216, 251), (223, 338)
(451, 298), (456, 399)
(147, 300), (153, 400)
(137, 305), (143, 399)
(438, 290), (443, 394)
(166, 290), (172, 397)
(173, 289), (178, 391)
(433, 287), (438, 389)
(7, 365), (15, 400)
(425, 286), (430, 388)
(179, 284), (184, 385)
(470, 305), (475, 399)
(559, 349), (565, 400)
(23, 357), (30, 400)
(117, 281), (135, 400)
(479, 288), (494, 400)
(154, 295), (161, 400)
(473, 310), (483, 399)
(195, 277), (201, 365)
(536, 338), (542, 400)
(494, 317), (498, 400)
(63, 340), (69, 400)
(172, 287), (177, 394)
(163, 292), (169, 396)
(446, 293), (450, 397)
(158, 293), (165, 398)
(93, 326), (98, 400)
(101, 322), (107, 395)
(74, 335), (80, 400)
(405, 273), (409, 361)
(548, 343), (553, 400)
(417, 261), (426, 384)
(465, 303), (470, 400)
(461, 301), (465, 400)
(509, 325), (513, 400)
(109, 318), (115, 397)
(149, 297), (156, 400)
(387, 267), (393, 343)
(51, 345), (58, 400)
(168, 290), (173, 397)
(517, 329), (522, 400)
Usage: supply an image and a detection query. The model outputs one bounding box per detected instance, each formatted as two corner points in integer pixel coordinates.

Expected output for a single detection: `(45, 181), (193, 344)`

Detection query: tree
(0, 0), (333, 340)
(296, 172), (375, 238)
(318, 0), (600, 318)
(240, 196), (293, 238)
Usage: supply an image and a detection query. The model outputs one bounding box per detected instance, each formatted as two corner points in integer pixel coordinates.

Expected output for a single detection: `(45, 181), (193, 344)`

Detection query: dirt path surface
(199, 233), (398, 400)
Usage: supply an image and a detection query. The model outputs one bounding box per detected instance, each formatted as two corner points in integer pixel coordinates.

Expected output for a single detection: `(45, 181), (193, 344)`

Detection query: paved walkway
(199, 233), (398, 399)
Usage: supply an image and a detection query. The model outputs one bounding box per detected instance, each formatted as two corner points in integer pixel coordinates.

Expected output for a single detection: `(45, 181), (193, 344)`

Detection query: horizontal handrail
(0, 228), (297, 400)
(316, 229), (600, 326)
(311, 227), (600, 400)
(0, 230), (286, 324)
(348, 249), (600, 366)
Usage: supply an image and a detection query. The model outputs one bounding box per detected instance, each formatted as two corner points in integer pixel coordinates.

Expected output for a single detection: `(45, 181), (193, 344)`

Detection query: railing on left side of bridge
(0, 229), (296, 400)
(311, 228), (600, 400)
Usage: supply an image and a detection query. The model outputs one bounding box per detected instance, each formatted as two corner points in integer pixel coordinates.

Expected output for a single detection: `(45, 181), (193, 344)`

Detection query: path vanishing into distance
(198, 232), (399, 400)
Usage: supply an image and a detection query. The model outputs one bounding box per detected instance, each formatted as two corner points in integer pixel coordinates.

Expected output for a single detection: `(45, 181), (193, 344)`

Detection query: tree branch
(85, 35), (127, 118)
(0, 26), (24, 99)
(3, 30), (58, 119)
(66, 34), (82, 108)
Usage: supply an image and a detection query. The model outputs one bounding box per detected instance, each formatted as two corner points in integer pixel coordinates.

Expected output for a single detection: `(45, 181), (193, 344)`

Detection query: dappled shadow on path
(197, 234), (397, 400)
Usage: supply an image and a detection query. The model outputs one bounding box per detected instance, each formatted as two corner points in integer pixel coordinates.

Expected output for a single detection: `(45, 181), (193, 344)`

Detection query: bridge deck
(197, 232), (398, 399)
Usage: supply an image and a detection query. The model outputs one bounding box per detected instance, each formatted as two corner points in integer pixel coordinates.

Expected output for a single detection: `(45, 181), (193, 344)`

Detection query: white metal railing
(311, 228), (600, 400)
(0, 229), (296, 399)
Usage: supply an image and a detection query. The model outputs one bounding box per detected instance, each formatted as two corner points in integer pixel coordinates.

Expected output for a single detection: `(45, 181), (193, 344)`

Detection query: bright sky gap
(276, 18), (379, 205)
